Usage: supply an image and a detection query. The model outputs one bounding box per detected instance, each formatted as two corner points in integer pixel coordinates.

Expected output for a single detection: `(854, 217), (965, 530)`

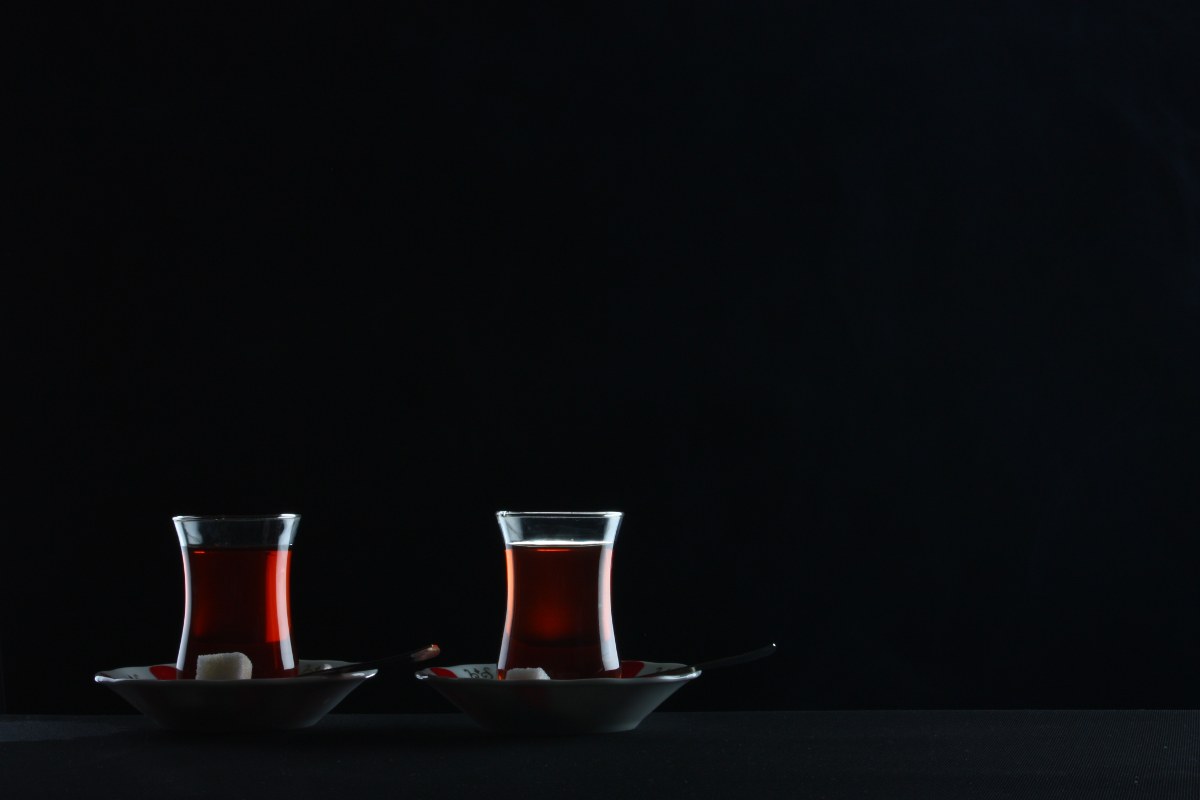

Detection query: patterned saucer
(95, 659), (377, 731)
(416, 660), (699, 735)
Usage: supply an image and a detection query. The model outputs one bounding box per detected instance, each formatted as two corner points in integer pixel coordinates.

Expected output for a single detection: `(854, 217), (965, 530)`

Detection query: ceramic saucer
(95, 659), (377, 731)
(415, 661), (699, 735)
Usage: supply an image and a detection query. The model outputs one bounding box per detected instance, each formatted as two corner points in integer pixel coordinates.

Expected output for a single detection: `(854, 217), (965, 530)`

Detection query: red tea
(498, 541), (619, 679)
(176, 546), (297, 679)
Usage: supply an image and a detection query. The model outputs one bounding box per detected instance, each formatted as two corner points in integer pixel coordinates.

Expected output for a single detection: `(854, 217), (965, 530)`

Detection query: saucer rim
(415, 661), (701, 685)
(94, 658), (378, 684)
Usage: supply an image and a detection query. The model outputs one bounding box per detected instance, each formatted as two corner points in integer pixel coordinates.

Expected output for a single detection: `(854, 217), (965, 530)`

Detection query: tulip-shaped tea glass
(497, 511), (622, 679)
(173, 514), (300, 679)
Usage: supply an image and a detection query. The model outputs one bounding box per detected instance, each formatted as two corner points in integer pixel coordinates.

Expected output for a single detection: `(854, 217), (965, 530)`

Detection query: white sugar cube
(196, 652), (253, 680)
(505, 667), (551, 681)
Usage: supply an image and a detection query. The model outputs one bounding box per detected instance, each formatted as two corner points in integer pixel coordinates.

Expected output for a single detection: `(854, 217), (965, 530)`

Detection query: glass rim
(496, 511), (622, 518)
(172, 514), (300, 522)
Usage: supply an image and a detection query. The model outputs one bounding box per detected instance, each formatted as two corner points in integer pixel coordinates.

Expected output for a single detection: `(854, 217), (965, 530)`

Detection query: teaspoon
(314, 644), (441, 676)
(642, 643), (777, 678)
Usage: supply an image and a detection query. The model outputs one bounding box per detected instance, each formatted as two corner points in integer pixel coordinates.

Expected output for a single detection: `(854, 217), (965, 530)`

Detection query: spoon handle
(696, 642), (777, 671)
(648, 643), (777, 677)
(316, 644), (441, 676)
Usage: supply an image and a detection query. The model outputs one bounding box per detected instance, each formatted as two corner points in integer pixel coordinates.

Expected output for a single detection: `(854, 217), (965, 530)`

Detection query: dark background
(6, 2), (1200, 715)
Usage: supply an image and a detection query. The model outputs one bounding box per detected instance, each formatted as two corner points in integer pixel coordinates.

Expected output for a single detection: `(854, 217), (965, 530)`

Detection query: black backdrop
(7, 2), (1200, 715)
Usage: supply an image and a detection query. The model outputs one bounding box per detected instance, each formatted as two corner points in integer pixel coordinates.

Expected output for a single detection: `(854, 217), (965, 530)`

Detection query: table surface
(2, 711), (1200, 799)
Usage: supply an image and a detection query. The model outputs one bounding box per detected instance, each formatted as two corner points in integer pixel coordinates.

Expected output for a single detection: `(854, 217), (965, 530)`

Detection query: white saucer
(95, 659), (377, 731)
(415, 661), (699, 735)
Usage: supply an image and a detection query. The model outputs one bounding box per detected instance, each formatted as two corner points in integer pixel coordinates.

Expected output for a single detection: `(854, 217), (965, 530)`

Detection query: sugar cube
(196, 652), (253, 680)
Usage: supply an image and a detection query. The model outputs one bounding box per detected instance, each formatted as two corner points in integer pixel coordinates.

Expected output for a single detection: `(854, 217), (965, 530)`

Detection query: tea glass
(496, 511), (622, 679)
(173, 514), (300, 679)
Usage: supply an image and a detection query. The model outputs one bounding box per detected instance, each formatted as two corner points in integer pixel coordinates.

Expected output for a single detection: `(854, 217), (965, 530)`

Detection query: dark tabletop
(2, 711), (1199, 799)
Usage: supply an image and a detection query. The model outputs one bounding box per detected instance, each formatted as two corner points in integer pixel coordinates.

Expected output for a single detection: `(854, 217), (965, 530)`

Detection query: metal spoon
(313, 644), (441, 676)
(642, 643), (777, 678)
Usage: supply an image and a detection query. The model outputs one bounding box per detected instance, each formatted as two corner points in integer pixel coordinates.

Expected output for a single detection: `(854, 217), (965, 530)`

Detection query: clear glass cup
(173, 514), (300, 679)
(496, 511), (622, 679)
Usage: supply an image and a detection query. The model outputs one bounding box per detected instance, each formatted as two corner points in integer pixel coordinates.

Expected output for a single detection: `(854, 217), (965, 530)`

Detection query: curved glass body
(496, 511), (622, 679)
(173, 514), (299, 679)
